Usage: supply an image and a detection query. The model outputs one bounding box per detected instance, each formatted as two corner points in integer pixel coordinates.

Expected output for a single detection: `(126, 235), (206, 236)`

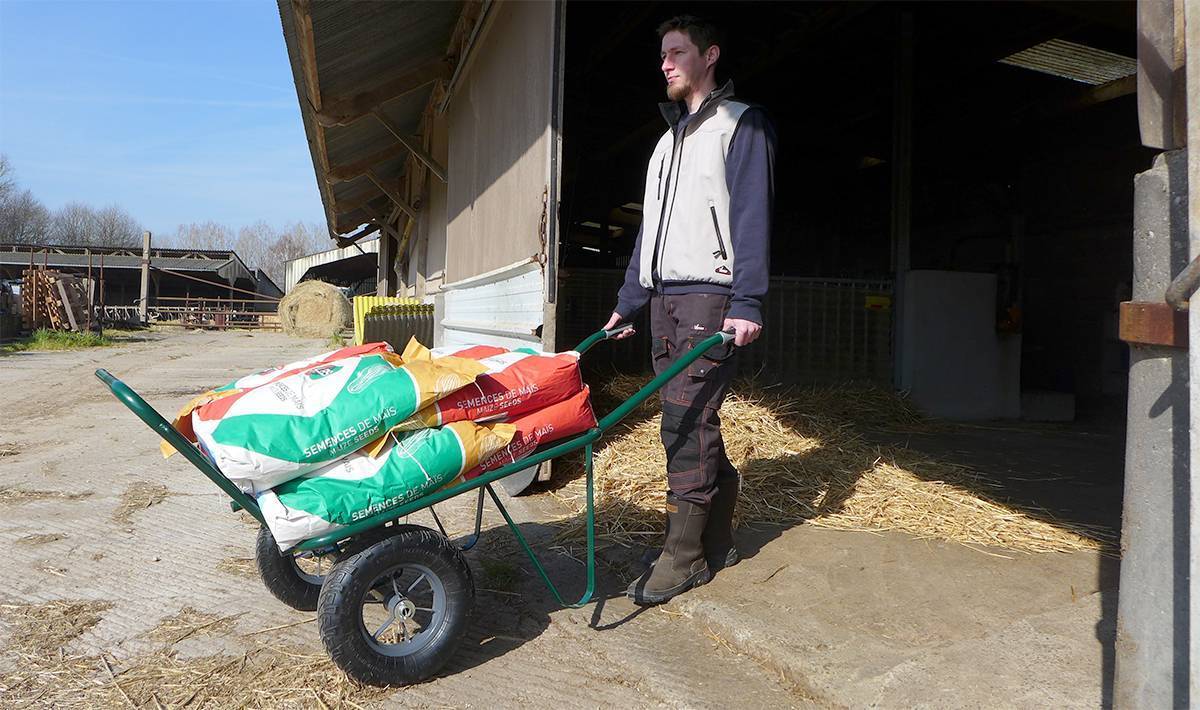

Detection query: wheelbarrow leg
(483, 443), (597, 609)
(426, 488), (486, 552)
(458, 487), (486, 552)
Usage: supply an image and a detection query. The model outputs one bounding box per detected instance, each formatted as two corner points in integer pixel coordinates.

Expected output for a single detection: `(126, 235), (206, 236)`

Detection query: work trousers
(649, 293), (738, 506)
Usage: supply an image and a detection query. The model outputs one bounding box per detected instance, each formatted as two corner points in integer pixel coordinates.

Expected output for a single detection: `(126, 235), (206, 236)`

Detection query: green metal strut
(483, 442), (598, 608)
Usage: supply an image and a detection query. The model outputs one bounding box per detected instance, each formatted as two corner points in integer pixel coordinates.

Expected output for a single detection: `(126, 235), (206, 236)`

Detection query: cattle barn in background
(0, 243), (282, 322)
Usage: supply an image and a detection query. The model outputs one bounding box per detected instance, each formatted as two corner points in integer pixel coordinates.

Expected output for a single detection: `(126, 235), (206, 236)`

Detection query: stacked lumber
(20, 269), (92, 332)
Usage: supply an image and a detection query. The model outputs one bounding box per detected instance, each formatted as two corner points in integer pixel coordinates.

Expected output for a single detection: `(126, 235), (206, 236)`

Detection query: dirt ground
(0, 329), (1115, 708)
(0, 329), (806, 708)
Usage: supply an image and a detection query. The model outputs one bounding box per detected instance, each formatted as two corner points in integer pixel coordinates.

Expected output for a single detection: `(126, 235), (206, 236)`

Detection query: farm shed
(277, 1), (1200, 701)
(0, 242), (277, 316)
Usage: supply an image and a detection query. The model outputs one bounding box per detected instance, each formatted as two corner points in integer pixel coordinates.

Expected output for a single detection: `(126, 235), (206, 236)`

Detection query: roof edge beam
(290, 0), (322, 112)
(366, 170), (419, 220)
(316, 59), (452, 128)
(371, 110), (447, 183)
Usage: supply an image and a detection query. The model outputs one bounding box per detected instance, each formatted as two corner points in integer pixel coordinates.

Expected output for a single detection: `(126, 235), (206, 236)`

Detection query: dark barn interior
(555, 0), (1144, 537)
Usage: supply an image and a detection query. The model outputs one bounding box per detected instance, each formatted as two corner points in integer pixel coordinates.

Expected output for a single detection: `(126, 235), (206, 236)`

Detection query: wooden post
(138, 231), (151, 323)
(98, 253), (105, 338)
(86, 249), (93, 332)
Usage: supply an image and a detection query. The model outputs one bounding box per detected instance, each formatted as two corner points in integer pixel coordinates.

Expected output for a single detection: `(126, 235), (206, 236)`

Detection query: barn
(276, 1), (1196, 701)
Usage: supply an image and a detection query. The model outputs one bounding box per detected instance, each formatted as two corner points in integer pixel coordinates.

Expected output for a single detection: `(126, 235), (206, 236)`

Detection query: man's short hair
(657, 15), (723, 54)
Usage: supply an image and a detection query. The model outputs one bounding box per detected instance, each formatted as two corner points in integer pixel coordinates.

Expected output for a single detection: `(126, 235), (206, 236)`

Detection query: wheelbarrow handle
(573, 324), (632, 355)
(595, 331), (734, 431)
(604, 323), (635, 339)
(94, 367), (266, 526)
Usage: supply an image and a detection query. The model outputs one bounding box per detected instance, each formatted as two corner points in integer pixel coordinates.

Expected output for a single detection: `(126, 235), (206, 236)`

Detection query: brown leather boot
(702, 474), (739, 571)
(626, 495), (710, 605)
(641, 477), (739, 570)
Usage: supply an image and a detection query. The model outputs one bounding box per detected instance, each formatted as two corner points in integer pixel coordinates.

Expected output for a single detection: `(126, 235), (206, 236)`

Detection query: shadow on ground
(512, 375), (1125, 703)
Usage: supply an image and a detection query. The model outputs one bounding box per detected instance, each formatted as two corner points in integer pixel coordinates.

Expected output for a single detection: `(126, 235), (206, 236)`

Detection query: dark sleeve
(724, 107), (776, 325)
(613, 223), (652, 320)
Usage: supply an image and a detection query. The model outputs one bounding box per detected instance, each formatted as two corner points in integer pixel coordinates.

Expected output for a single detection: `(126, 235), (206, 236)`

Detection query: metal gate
(557, 268), (893, 385)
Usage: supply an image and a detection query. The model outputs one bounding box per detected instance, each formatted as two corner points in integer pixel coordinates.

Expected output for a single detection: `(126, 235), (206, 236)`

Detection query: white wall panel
(440, 258), (543, 349)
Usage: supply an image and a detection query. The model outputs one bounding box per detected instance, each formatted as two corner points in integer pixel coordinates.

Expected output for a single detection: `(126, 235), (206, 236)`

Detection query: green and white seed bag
(257, 421), (514, 551)
(191, 352), (487, 494)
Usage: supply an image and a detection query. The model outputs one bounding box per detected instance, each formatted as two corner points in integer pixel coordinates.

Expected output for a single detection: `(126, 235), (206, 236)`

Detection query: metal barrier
(557, 268), (893, 385)
(362, 303), (434, 349)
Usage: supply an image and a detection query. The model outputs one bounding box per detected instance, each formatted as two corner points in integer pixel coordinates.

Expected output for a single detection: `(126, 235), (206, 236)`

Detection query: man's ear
(706, 44), (720, 69)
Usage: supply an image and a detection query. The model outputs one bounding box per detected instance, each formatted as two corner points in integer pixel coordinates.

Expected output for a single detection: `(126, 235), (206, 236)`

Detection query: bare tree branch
(92, 204), (142, 248)
(0, 188), (51, 244)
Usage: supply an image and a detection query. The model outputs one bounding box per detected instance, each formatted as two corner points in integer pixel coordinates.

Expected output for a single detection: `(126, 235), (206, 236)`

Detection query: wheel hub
(387, 595), (417, 620)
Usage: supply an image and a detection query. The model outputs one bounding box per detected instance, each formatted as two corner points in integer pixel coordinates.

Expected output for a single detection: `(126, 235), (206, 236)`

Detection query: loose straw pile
(555, 376), (1114, 555)
(0, 599), (388, 708)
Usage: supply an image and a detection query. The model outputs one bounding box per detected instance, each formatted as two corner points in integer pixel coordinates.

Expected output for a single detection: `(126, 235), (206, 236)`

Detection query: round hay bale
(278, 280), (352, 338)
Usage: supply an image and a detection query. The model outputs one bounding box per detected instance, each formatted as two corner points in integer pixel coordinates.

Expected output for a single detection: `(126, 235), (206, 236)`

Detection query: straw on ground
(554, 376), (1113, 555)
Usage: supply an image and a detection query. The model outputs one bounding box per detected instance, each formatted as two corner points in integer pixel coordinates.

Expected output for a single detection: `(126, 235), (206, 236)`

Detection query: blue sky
(0, 0), (326, 238)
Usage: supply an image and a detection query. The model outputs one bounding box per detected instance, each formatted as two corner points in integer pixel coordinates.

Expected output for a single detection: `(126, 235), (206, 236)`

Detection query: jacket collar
(658, 79), (736, 130)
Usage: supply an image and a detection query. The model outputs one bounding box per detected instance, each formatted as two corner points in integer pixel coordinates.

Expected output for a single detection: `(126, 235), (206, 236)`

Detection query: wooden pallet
(20, 269), (92, 332)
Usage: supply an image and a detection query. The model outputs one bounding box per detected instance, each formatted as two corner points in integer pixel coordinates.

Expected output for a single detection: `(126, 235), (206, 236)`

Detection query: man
(604, 15), (776, 605)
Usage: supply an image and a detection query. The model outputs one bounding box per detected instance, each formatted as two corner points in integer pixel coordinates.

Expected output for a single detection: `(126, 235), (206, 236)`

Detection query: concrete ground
(0, 329), (1117, 708)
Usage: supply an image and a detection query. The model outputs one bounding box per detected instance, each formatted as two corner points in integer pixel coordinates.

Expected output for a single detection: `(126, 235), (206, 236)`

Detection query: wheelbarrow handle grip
(603, 323), (634, 339)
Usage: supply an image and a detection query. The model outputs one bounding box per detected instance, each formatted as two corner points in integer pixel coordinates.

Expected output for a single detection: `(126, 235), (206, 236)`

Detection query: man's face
(660, 30), (711, 102)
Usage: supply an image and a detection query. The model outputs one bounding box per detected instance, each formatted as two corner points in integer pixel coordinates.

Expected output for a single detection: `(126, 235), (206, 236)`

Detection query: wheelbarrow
(95, 326), (734, 686)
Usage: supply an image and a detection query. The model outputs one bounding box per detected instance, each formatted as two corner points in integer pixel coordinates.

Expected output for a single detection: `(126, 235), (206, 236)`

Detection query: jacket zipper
(651, 91), (725, 285)
(709, 204), (728, 260)
(656, 157), (664, 201)
(650, 131), (682, 284)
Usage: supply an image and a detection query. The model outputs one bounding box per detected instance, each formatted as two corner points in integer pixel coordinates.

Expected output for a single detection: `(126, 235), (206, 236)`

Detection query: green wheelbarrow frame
(95, 327), (734, 610)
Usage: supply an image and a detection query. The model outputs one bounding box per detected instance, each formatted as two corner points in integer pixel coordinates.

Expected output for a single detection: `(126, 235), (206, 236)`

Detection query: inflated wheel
(255, 525), (337, 611)
(337, 522), (431, 561)
(318, 528), (474, 686)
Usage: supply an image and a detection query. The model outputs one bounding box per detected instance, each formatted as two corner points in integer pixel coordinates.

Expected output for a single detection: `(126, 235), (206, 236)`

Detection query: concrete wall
(444, 0), (553, 282)
(899, 270), (1021, 419)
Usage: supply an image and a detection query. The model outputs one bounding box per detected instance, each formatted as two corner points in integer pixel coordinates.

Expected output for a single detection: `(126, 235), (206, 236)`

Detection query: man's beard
(666, 78), (690, 102)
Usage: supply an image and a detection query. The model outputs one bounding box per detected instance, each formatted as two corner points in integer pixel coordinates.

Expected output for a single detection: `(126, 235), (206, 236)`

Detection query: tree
(92, 204), (142, 248)
(0, 156), (50, 244)
(234, 220), (274, 278)
(173, 221), (234, 250)
(170, 219), (332, 287)
(0, 155), (145, 247)
(50, 202), (96, 245)
(0, 155), (15, 203)
(0, 188), (51, 244)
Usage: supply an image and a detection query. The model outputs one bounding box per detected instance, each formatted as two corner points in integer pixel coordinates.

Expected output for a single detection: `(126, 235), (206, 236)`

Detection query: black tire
(337, 522), (432, 561)
(318, 528), (474, 686)
(254, 525), (336, 612)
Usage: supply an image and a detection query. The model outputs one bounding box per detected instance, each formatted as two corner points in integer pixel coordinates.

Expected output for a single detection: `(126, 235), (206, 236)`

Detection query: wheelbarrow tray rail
(94, 327), (732, 609)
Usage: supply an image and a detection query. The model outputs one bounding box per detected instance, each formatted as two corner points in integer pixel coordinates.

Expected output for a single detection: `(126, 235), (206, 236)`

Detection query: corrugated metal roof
(998, 39), (1136, 85)
(1, 253), (228, 273)
(277, 1), (464, 237)
(0, 242), (239, 259)
(0, 243), (257, 287)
